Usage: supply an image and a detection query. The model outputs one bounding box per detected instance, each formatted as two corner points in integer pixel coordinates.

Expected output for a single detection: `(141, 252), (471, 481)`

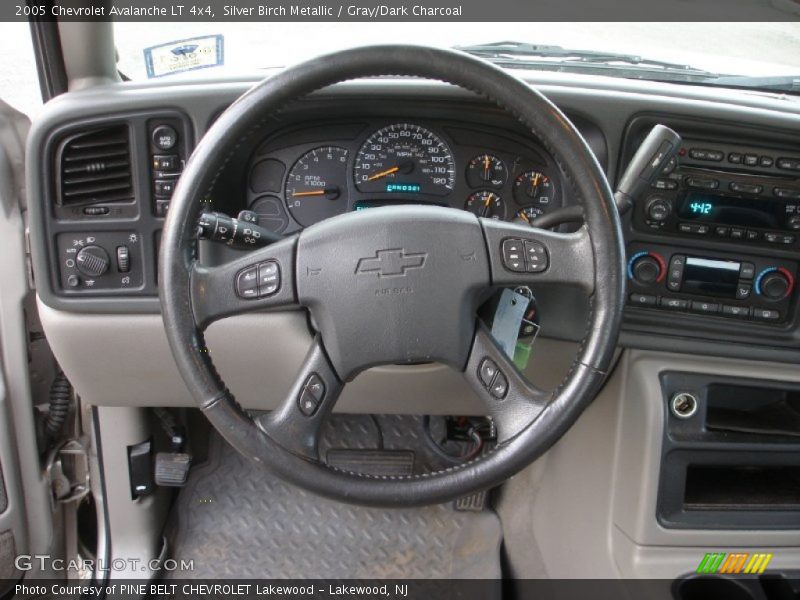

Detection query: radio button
(746, 230), (760, 242)
(689, 148), (723, 161)
(728, 153), (743, 164)
(736, 284), (752, 300)
(722, 305), (751, 318)
(645, 196), (672, 222)
(730, 228), (745, 240)
(685, 176), (719, 190)
(760, 156), (774, 168)
(780, 234), (796, 245)
(629, 293), (657, 306)
(744, 154), (759, 167)
(788, 215), (800, 231)
(753, 308), (780, 321)
(740, 263), (756, 280)
(714, 226), (730, 237)
(691, 300), (720, 314)
(729, 182), (763, 194)
(763, 232), (780, 244)
(660, 297), (689, 310)
(652, 179), (678, 190)
(774, 187), (800, 200)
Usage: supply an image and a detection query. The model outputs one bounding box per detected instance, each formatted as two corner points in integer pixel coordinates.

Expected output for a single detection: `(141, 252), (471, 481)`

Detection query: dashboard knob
(759, 270), (792, 301)
(645, 195), (672, 222)
(631, 255), (663, 285)
(75, 245), (110, 277)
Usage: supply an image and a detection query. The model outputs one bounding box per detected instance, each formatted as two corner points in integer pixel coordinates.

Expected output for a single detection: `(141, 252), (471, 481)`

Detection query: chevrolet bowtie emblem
(355, 248), (427, 278)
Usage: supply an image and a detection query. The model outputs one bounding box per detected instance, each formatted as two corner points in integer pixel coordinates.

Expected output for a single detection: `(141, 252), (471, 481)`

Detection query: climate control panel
(626, 242), (797, 323)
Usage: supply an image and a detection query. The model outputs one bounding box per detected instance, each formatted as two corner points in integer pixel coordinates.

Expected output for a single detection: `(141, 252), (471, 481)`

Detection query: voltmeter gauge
(513, 170), (556, 209)
(466, 154), (507, 188)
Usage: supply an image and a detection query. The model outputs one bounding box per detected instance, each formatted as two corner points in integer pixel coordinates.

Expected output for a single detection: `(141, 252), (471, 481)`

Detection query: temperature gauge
(517, 206), (546, 224)
(465, 190), (505, 219)
(466, 154), (507, 188)
(513, 170), (556, 209)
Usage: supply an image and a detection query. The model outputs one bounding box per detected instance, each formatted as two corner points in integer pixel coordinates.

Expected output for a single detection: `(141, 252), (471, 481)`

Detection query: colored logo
(696, 552), (773, 574)
(356, 249), (427, 278)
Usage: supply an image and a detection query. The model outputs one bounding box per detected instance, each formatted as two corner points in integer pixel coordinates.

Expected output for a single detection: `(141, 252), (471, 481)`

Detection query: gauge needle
(482, 193), (494, 217)
(292, 186), (340, 199)
(366, 166), (400, 181)
(483, 155), (491, 178)
(518, 210), (531, 224)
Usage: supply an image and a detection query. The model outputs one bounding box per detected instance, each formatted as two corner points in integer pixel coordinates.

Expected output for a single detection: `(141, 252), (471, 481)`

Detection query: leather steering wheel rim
(159, 44), (625, 507)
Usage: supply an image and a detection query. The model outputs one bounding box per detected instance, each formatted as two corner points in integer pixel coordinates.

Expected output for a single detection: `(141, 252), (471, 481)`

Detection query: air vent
(56, 125), (134, 207)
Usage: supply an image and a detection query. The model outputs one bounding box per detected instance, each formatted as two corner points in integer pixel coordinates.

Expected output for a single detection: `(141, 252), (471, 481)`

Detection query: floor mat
(166, 416), (503, 579)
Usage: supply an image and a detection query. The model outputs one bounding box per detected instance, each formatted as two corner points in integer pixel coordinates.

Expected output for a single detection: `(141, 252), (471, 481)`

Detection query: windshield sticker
(144, 35), (224, 78)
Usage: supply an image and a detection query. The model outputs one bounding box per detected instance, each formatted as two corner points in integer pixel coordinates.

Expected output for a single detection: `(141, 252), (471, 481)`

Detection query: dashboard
(244, 119), (566, 234)
(24, 75), (800, 364)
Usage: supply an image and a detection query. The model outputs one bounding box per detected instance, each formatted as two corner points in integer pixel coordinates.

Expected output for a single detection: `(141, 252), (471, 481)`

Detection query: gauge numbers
(353, 123), (455, 196)
(513, 170), (556, 209)
(285, 146), (349, 227)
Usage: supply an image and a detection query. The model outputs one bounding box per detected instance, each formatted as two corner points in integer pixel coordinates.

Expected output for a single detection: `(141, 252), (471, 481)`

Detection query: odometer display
(353, 123), (455, 196)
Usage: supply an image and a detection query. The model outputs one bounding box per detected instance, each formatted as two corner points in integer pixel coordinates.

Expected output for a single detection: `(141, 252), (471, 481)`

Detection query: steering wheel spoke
(255, 336), (343, 461)
(480, 219), (595, 293)
(464, 323), (550, 443)
(191, 235), (299, 328)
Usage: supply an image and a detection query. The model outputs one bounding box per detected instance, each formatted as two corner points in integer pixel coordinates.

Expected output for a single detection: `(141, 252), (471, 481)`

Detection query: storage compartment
(684, 465), (800, 510)
(658, 372), (800, 530)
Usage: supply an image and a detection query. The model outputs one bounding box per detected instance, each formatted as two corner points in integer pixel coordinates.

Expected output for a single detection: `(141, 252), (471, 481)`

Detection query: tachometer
(285, 146), (349, 227)
(353, 123), (455, 196)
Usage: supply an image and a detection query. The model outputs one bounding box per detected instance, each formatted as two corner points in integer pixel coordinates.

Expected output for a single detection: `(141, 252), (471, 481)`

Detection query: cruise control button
(722, 305), (750, 318)
(236, 266), (259, 299)
(489, 371), (508, 399)
(479, 358), (498, 387)
(629, 293), (657, 306)
(257, 261), (280, 297)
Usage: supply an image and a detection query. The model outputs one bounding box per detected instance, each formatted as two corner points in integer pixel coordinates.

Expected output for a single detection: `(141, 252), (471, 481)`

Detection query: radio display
(678, 192), (784, 229)
(681, 256), (741, 298)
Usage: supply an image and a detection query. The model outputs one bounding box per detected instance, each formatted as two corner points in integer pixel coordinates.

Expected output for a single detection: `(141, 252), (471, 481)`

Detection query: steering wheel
(160, 45), (625, 507)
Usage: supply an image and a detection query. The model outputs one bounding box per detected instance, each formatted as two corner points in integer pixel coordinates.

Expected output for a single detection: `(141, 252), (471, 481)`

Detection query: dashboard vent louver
(56, 125), (134, 206)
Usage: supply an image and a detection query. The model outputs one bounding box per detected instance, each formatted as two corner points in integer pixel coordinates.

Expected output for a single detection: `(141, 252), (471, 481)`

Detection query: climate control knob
(75, 245), (110, 277)
(757, 268), (793, 301)
(629, 253), (665, 285)
(645, 196), (672, 222)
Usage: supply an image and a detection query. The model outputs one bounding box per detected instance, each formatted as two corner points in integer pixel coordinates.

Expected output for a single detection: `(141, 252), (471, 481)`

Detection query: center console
(621, 115), (800, 343)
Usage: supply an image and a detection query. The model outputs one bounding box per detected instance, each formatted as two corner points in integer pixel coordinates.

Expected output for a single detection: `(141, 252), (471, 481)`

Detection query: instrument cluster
(245, 120), (565, 234)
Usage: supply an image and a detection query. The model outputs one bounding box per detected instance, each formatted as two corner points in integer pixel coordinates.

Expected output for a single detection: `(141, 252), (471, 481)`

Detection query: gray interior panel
(38, 299), (578, 413)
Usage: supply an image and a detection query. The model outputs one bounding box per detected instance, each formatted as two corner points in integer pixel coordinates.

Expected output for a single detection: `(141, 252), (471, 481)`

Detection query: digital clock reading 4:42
(689, 201), (713, 215)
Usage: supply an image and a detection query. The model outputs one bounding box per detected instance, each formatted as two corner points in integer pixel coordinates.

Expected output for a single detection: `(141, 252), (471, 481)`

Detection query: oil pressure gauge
(466, 154), (507, 188)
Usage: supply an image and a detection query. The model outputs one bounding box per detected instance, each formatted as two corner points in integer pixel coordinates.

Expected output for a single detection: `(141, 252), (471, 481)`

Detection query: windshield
(113, 23), (800, 92)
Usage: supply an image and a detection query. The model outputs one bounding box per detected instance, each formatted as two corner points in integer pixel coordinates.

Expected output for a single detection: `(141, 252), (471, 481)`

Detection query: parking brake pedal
(155, 452), (192, 487)
(153, 408), (192, 487)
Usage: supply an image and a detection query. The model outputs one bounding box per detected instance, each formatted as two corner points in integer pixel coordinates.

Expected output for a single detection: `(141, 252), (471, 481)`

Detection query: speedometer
(353, 123), (455, 196)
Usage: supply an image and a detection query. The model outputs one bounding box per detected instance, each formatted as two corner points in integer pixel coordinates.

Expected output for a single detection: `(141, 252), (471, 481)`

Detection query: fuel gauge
(465, 190), (505, 219)
(466, 154), (507, 188)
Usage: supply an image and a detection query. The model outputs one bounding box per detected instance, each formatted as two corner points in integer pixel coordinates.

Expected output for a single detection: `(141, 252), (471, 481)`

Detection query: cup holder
(674, 575), (763, 600)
